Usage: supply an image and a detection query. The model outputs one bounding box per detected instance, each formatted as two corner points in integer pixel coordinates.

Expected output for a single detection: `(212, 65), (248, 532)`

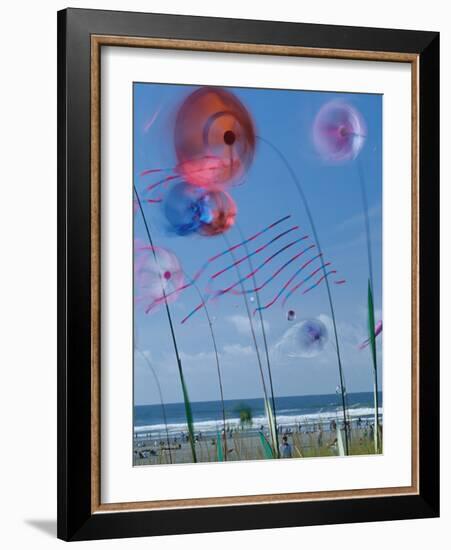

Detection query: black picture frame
(57, 7), (439, 541)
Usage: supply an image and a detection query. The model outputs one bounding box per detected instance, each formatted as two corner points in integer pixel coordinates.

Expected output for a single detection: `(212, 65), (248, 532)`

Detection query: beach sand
(133, 422), (382, 466)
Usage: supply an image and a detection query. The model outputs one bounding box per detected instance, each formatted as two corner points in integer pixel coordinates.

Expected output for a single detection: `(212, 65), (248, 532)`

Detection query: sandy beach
(134, 419), (382, 466)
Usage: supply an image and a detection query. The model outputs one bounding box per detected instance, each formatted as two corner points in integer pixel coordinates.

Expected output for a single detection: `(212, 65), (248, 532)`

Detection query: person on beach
(279, 435), (292, 458)
(318, 427), (323, 447)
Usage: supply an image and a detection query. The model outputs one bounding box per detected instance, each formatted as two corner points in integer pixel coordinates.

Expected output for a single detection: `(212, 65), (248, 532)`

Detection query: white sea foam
(134, 407), (383, 436)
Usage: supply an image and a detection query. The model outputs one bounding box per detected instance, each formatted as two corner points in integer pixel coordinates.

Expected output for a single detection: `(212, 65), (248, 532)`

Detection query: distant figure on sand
(280, 435), (292, 458)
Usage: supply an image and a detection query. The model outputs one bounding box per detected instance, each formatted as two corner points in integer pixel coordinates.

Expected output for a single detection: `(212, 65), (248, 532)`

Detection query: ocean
(134, 391), (383, 438)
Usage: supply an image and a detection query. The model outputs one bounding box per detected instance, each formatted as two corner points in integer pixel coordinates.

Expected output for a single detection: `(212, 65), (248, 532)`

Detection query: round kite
(313, 101), (366, 162)
(174, 87), (256, 189)
(296, 319), (329, 357)
(134, 243), (185, 313)
(287, 309), (296, 321)
(164, 182), (237, 237)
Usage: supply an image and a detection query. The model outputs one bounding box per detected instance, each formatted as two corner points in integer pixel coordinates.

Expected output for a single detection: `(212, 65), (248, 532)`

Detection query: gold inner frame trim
(90, 34), (420, 514)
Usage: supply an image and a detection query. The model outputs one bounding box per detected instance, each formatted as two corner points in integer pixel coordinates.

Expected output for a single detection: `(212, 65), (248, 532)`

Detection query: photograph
(132, 83), (383, 467)
(0, 0), (443, 546)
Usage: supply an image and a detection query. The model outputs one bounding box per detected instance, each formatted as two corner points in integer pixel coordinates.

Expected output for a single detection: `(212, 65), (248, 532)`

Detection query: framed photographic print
(57, 8), (439, 541)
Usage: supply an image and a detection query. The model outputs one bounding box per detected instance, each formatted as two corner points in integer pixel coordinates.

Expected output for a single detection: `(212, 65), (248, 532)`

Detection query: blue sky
(133, 83), (382, 405)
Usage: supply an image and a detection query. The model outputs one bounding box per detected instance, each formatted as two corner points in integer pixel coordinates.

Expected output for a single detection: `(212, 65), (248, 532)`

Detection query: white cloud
(336, 203), (382, 232)
(134, 348), (154, 373)
(179, 350), (217, 363)
(331, 203), (382, 252)
(226, 314), (270, 335)
(222, 343), (254, 356)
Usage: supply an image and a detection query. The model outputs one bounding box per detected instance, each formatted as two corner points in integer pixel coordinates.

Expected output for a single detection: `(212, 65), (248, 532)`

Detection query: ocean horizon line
(135, 389), (382, 408)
